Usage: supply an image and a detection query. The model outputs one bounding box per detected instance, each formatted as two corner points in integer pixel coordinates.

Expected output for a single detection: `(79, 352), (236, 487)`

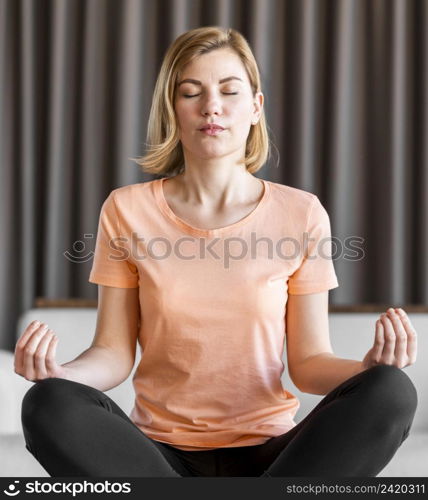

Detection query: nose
(201, 94), (222, 117)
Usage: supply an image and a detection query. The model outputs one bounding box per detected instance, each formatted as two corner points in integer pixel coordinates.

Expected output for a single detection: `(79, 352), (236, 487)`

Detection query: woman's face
(174, 48), (263, 163)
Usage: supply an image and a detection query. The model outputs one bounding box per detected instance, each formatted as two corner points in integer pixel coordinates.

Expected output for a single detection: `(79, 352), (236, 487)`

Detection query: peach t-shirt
(88, 178), (339, 451)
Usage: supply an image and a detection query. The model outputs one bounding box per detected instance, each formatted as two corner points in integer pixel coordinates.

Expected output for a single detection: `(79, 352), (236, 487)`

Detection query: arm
(286, 291), (363, 396)
(61, 345), (135, 392)
(291, 352), (363, 395)
(286, 293), (418, 396)
(62, 285), (140, 392)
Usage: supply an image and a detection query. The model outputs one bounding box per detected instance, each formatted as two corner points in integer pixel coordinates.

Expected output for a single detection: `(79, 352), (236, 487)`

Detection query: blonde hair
(130, 26), (277, 177)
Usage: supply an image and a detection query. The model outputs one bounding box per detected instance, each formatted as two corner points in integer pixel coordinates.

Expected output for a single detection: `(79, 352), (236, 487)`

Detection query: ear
(252, 92), (264, 124)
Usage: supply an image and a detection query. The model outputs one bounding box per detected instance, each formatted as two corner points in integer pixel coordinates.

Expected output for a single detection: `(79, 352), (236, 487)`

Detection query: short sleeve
(88, 192), (139, 288)
(287, 196), (339, 295)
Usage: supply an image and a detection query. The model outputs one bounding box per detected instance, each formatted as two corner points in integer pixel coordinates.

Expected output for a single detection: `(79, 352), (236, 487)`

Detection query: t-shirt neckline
(153, 177), (270, 237)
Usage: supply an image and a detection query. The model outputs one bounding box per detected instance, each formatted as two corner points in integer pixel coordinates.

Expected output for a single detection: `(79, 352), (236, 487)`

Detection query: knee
(361, 365), (418, 419)
(21, 378), (74, 430)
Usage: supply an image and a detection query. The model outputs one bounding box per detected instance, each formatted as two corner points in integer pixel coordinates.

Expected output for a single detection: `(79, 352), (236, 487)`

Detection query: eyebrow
(177, 76), (243, 87)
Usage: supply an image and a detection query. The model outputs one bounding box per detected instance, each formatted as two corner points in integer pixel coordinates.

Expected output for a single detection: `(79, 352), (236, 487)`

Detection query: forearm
(295, 353), (365, 395)
(61, 346), (132, 392)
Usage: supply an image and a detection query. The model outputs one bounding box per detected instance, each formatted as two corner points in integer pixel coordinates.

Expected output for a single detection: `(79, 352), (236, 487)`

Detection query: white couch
(1, 308), (427, 477)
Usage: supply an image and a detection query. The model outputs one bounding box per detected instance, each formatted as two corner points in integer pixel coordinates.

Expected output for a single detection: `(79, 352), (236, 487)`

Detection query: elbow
(288, 369), (305, 393)
(292, 376), (329, 395)
(123, 359), (136, 382)
(289, 370), (320, 395)
(298, 385), (327, 395)
(292, 380), (312, 394)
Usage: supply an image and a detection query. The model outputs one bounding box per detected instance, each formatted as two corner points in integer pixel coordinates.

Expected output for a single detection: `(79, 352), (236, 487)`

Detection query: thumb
(372, 319), (385, 363)
(362, 320), (384, 369)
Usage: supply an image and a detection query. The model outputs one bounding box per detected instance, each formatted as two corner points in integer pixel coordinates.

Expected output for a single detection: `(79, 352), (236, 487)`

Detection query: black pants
(21, 364), (417, 477)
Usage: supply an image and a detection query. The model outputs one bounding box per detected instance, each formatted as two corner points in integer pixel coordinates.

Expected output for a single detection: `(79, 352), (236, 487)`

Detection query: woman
(17, 26), (418, 477)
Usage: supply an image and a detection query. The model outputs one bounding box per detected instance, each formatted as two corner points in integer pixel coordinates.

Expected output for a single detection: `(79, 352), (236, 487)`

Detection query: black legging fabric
(21, 364), (417, 477)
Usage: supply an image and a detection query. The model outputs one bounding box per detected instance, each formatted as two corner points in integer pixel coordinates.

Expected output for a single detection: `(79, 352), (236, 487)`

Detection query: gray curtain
(1, 0), (427, 351)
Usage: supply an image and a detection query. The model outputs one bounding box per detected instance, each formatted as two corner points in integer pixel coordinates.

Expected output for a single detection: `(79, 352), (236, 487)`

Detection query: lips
(199, 124), (225, 131)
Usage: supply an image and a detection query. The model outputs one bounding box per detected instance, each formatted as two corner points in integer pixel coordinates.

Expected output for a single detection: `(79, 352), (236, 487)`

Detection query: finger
(22, 324), (50, 380)
(386, 308), (408, 368)
(33, 330), (55, 380)
(380, 314), (396, 364)
(14, 321), (42, 371)
(396, 308), (418, 364)
(372, 319), (385, 363)
(16, 320), (41, 350)
(45, 334), (59, 373)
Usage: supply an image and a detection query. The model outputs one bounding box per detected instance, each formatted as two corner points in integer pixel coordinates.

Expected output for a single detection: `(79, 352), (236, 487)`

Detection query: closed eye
(183, 92), (238, 98)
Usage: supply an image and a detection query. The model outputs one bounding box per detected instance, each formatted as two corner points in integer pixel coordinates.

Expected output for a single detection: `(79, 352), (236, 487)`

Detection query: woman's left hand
(361, 307), (418, 370)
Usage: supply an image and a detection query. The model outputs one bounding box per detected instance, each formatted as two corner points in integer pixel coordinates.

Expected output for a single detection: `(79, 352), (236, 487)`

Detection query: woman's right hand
(14, 320), (69, 382)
